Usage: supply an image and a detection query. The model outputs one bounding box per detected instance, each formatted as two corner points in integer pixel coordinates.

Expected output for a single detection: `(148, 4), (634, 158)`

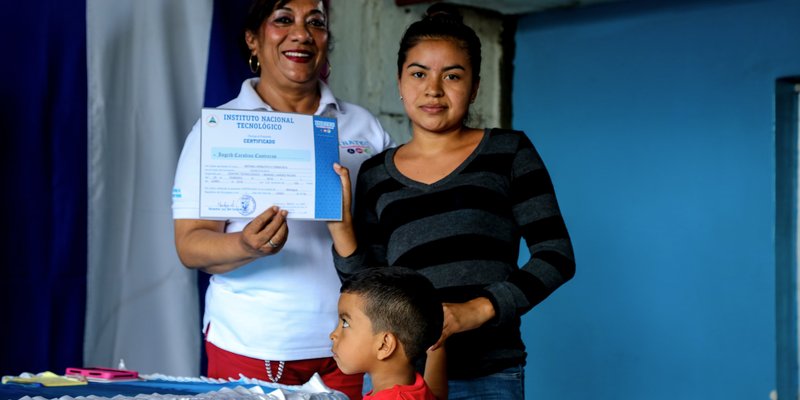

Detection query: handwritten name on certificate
(199, 108), (342, 220)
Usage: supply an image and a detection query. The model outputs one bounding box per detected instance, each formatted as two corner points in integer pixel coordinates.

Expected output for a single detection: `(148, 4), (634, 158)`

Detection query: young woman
(172, 1), (393, 398)
(328, 4), (575, 399)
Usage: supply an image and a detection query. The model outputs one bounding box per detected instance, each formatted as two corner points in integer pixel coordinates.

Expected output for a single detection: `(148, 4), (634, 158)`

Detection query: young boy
(329, 267), (444, 400)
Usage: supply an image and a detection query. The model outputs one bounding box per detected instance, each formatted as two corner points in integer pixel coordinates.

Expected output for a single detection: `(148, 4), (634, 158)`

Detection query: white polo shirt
(172, 78), (393, 361)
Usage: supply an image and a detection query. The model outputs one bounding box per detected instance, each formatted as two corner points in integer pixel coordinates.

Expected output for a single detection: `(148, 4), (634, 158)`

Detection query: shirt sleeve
(482, 132), (575, 326)
(172, 119), (202, 219)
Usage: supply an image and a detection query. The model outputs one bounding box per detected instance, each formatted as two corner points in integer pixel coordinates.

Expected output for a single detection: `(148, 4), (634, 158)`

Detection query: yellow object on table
(1, 371), (87, 386)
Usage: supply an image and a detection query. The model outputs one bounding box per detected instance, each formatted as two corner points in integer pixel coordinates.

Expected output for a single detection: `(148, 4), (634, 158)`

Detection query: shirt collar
(241, 78), (340, 116)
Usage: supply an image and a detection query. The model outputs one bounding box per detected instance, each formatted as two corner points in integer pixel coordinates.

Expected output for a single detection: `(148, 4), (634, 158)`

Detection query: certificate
(199, 108), (341, 220)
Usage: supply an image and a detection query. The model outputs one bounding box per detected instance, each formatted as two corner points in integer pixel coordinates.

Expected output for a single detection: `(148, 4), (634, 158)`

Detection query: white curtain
(85, 0), (213, 376)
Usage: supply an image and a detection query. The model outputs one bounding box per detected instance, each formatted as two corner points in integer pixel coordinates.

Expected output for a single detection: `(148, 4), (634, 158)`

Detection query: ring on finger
(267, 239), (280, 248)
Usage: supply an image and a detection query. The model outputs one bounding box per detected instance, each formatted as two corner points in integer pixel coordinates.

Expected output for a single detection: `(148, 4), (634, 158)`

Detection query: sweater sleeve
(482, 132), (575, 326)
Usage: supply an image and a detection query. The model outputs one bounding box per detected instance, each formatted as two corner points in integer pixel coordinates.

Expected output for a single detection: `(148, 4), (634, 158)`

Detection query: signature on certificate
(215, 195), (256, 216)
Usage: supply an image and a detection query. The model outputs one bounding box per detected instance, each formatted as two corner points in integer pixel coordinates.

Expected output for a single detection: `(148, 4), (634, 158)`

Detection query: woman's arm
(174, 206), (289, 274)
(431, 131), (575, 346)
(327, 163), (357, 257)
(484, 131), (576, 326)
(328, 161), (389, 281)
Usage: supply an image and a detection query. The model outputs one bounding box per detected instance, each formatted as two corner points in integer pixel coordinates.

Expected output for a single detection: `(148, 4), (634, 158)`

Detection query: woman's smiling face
(247, 0), (329, 87)
(398, 38), (479, 135)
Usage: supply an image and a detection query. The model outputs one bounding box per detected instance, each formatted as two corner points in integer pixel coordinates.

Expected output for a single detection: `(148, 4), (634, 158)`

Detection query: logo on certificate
(238, 194), (256, 216)
(314, 119), (335, 134)
(206, 115), (218, 127)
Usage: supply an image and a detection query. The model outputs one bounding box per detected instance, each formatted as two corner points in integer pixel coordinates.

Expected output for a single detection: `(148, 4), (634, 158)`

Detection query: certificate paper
(199, 108), (341, 220)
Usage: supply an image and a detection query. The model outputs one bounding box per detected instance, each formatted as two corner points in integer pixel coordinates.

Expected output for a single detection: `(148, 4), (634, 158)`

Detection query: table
(0, 373), (347, 400)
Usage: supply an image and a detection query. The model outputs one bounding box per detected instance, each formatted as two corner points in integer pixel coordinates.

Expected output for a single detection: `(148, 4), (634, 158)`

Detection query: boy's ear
(376, 332), (398, 361)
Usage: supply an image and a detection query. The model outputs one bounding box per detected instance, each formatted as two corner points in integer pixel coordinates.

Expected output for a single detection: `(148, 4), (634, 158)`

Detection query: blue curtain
(204, 0), (253, 108)
(0, 1), (87, 375)
(196, 0), (253, 375)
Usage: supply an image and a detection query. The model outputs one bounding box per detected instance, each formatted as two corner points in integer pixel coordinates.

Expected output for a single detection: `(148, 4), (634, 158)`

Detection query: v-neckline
(385, 128), (490, 189)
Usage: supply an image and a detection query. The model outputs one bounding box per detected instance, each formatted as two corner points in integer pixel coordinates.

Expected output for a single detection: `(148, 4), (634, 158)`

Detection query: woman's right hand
(428, 297), (496, 352)
(174, 206), (288, 274)
(239, 206), (289, 257)
(326, 163), (357, 257)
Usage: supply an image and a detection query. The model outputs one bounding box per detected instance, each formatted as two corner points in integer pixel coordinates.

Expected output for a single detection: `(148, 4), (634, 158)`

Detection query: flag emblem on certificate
(206, 115), (218, 127)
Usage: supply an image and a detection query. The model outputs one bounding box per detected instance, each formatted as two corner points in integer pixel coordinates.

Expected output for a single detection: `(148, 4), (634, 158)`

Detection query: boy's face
(329, 292), (378, 374)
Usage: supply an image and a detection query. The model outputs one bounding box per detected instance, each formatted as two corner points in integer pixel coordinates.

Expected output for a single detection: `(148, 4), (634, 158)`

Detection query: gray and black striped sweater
(334, 128), (575, 379)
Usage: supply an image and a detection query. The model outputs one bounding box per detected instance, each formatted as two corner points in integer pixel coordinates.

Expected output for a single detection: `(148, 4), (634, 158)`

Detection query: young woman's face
(247, 0), (328, 87)
(329, 293), (378, 375)
(398, 38), (478, 135)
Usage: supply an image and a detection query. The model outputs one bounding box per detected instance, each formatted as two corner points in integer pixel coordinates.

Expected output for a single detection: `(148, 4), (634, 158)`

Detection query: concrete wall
(328, 0), (509, 144)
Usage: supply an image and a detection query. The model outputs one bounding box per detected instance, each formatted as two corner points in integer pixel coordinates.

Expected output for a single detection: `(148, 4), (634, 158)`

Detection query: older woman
(328, 4), (575, 399)
(171, 0), (393, 398)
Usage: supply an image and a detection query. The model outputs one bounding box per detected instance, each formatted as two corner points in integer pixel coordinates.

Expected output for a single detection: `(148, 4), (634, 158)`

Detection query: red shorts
(205, 340), (363, 400)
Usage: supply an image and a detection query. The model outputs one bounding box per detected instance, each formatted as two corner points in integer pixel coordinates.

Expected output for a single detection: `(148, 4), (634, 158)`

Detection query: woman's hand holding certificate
(239, 205), (289, 255)
(326, 163), (357, 258)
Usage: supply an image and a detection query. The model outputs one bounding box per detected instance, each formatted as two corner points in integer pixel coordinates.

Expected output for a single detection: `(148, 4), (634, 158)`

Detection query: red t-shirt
(363, 373), (437, 400)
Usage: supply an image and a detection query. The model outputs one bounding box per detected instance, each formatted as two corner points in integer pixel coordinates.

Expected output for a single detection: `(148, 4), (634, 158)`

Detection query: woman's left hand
(429, 297), (496, 351)
(326, 162), (358, 257)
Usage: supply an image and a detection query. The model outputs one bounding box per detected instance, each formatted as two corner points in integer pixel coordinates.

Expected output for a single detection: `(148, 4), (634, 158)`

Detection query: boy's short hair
(341, 267), (443, 363)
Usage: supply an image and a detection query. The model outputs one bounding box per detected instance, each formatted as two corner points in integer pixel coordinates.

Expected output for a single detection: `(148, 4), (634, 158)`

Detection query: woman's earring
(399, 96), (404, 101)
(249, 55), (260, 74)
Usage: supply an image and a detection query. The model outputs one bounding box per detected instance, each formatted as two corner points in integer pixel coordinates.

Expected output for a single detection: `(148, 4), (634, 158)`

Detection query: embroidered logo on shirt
(340, 139), (372, 155)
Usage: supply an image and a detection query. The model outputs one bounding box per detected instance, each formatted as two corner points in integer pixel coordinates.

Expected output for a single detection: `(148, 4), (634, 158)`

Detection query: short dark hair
(396, 3), (481, 82)
(341, 267), (443, 363)
(245, 0), (331, 33)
